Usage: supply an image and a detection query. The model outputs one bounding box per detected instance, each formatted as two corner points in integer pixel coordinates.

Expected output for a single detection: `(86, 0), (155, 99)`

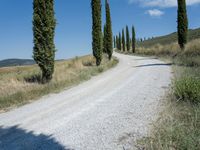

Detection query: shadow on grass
(135, 63), (172, 68)
(24, 74), (42, 84)
(0, 125), (73, 150)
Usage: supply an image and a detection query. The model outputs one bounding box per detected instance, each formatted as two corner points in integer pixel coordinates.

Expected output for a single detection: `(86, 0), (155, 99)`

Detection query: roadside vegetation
(116, 37), (200, 150)
(0, 55), (118, 111)
(135, 39), (200, 150)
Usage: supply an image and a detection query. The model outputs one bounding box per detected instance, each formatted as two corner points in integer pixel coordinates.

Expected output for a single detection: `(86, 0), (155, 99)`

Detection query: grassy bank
(115, 39), (200, 149)
(0, 55), (118, 111)
(133, 39), (200, 149)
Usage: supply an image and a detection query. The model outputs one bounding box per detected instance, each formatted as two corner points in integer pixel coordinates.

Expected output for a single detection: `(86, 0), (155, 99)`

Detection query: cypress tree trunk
(91, 0), (102, 66)
(119, 32), (122, 50)
(132, 26), (136, 53)
(122, 29), (126, 52)
(105, 0), (113, 60)
(177, 0), (188, 49)
(33, 0), (56, 83)
(126, 26), (130, 51)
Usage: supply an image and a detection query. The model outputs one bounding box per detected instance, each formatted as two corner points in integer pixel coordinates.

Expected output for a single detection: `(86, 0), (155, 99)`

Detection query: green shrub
(174, 76), (200, 104)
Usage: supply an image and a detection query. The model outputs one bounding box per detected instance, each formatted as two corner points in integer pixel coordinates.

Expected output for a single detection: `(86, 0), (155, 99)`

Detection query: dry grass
(0, 55), (118, 111)
(134, 39), (200, 149)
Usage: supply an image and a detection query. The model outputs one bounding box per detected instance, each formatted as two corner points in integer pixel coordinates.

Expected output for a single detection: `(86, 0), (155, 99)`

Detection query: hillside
(0, 59), (35, 68)
(138, 28), (200, 47)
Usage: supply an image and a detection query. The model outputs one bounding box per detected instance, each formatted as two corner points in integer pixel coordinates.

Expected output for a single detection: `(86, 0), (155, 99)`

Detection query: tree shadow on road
(134, 63), (172, 68)
(0, 125), (74, 150)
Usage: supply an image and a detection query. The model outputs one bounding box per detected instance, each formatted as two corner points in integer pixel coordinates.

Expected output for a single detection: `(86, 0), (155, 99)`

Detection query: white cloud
(146, 9), (164, 17)
(129, 0), (200, 7)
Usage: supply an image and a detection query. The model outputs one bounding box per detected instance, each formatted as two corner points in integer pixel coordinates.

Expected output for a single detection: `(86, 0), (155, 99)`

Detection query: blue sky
(0, 0), (200, 60)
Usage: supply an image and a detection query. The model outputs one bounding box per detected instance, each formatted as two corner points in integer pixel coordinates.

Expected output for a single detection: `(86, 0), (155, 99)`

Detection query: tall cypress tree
(33, 0), (56, 83)
(177, 0), (188, 49)
(132, 26), (136, 53)
(122, 29), (125, 52)
(113, 36), (116, 48)
(103, 24), (107, 53)
(104, 0), (113, 60)
(119, 32), (122, 50)
(126, 26), (130, 51)
(91, 0), (102, 66)
(116, 35), (119, 50)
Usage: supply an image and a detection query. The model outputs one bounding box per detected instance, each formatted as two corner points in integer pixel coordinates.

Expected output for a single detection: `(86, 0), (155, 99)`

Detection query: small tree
(132, 26), (136, 53)
(122, 29), (126, 52)
(33, 0), (56, 83)
(104, 0), (113, 60)
(91, 0), (102, 66)
(126, 26), (130, 51)
(177, 0), (188, 49)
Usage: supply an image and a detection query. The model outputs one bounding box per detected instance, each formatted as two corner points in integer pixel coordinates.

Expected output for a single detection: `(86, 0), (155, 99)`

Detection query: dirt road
(0, 52), (172, 150)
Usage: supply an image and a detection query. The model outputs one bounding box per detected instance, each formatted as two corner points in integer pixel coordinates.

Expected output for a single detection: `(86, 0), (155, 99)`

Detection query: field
(134, 39), (200, 149)
(0, 55), (118, 111)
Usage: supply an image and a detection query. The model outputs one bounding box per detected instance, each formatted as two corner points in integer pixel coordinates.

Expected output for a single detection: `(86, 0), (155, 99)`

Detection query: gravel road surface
(0, 52), (172, 150)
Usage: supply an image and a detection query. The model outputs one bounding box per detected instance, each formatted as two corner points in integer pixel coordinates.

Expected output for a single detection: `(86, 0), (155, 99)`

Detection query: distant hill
(0, 59), (35, 68)
(138, 28), (200, 47)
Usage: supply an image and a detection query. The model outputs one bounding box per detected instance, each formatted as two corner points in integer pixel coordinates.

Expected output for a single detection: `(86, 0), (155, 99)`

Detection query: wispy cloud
(146, 9), (164, 17)
(129, 0), (200, 7)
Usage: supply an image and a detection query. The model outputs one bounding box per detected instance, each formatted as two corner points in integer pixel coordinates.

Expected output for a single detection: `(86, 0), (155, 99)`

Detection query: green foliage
(122, 29), (126, 52)
(113, 36), (116, 48)
(116, 35), (119, 50)
(132, 26), (136, 53)
(174, 76), (200, 104)
(177, 0), (188, 49)
(91, 0), (103, 66)
(104, 0), (113, 60)
(103, 24), (107, 53)
(126, 26), (130, 51)
(118, 32), (122, 50)
(33, 0), (56, 83)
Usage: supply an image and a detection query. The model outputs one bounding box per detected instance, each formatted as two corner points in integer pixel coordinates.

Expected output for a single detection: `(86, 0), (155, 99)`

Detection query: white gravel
(0, 52), (172, 150)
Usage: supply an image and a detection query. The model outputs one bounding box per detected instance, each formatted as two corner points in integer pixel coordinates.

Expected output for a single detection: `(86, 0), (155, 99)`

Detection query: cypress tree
(126, 26), (130, 51)
(119, 32), (122, 50)
(132, 26), (136, 53)
(103, 24), (107, 53)
(177, 0), (188, 49)
(104, 0), (113, 60)
(91, 0), (102, 66)
(33, 0), (56, 83)
(115, 35), (118, 50)
(113, 36), (116, 48)
(122, 29), (126, 52)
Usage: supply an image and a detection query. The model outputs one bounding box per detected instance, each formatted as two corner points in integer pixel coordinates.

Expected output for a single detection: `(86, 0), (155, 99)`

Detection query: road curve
(0, 52), (172, 150)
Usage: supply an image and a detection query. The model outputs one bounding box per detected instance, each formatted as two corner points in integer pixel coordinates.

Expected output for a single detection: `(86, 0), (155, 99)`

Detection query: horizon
(0, 0), (200, 60)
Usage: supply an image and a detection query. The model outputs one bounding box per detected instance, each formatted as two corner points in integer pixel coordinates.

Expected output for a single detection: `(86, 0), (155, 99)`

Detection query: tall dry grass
(0, 55), (118, 111)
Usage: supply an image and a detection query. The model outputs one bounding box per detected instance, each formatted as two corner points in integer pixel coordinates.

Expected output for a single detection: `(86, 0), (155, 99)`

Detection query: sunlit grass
(0, 55), (118, 111)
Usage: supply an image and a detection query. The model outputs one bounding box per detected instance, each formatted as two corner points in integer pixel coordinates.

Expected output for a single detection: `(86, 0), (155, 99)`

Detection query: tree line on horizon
(114, 25), (136, 53)
(33, 0), (113, 83)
